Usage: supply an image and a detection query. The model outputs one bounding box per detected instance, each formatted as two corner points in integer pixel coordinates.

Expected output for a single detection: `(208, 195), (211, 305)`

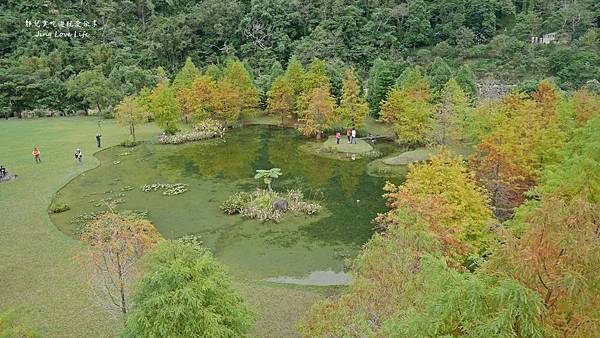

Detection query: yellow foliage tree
(114, 96), (149, 142)
(571, 88), (600, 127)
(379, 84), (434, 145)
(211, 79), (243, 124)
(337, 68), (368, 128)
(431, 78), (471, 145)
(376, 150), (492, 267)
(299, 85), (337, 139)
(222, 59), (259, 112)
(179, 75), (215, 122)
(266, 75), (295, 126)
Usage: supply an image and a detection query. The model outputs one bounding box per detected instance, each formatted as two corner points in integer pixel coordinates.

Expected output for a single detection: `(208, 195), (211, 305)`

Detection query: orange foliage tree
(178, 75), (215, 122)
(78, 212), (160, 317)
(298, 85), (337, 139)
(488, 117), (600, 337)
(471, 84), (566, 219)
(571, 88), (600, 127)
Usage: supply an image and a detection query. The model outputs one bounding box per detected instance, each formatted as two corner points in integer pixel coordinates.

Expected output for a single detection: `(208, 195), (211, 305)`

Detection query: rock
(0, 173), (17, 183)
(272, 199), (289, 212)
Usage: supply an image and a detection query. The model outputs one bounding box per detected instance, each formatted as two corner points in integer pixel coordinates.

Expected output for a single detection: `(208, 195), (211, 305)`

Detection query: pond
(51, 126), (401, 284)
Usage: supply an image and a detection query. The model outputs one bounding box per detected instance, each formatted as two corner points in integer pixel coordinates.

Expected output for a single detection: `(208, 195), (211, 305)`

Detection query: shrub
(0, 309), (39, 338)
(221, 188), (321, 222)
(120, 139), (138, 147)
(240, 203), (282, 223)
(195, 118), (226, 136)
(123, 241), (255, 337)
(240, 190), (281, 222)
(294, 202), (321, 215)
(49, 202), (70, 213)
(177, 234), (203, 249)
(163, 123), (180, 135)
(220, 192), (252, 214)
(158, 119), (225, 144)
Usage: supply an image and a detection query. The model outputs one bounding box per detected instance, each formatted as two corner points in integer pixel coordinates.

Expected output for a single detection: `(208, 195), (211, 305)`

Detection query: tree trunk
(139, 4), (146, 30)
(115, 252), (127, 315)
(491, 161), (501, 208)
(316, 132), (322, 140)
(441, 122), (446, 145)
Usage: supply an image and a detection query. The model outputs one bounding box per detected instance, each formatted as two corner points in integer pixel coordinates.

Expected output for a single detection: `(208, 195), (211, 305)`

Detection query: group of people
(30, 133), (101, 165)
(31, 148), (84, 164)
(335, 127), (358, 144)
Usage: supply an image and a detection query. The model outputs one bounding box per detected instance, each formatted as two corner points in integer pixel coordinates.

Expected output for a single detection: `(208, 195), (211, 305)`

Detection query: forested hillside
(0, 0), (598, 116)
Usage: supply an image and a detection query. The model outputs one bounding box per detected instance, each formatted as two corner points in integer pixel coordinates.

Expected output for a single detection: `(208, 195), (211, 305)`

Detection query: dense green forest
(0, 0), (598, 116)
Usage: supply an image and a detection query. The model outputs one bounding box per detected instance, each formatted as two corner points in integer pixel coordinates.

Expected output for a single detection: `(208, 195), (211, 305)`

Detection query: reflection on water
(266, 270), (353, 286)
(51, 126), (401, 282)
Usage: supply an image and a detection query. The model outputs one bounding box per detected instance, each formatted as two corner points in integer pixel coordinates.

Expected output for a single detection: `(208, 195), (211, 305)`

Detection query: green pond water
(51, 126), (400, 284)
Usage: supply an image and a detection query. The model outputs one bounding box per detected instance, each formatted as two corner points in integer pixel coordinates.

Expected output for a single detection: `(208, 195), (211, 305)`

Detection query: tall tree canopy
(123, 240), (255, 337)
(337, 68), (369, 128)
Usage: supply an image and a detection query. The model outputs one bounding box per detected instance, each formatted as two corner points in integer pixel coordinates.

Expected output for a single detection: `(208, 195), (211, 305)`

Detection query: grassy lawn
(0, 117), (328, 337)
(322, 136), (374, 153)
(299, 136), (378, 161)
(366, 143), (474, 178)
(382, 144), (474, 166)
(240, 112), (281, 126)
(236, 281), (340, 337)
(0, 117), (160, 336)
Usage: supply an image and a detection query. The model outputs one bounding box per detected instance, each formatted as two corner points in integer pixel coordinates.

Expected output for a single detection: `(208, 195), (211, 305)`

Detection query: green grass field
(0, 117), (160, 336)
(0, 117), (330, 337)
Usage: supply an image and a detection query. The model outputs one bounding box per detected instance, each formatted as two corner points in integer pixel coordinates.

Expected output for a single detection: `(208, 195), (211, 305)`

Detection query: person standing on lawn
(75, 149), (83, 164)
(32, 147), (41, 163)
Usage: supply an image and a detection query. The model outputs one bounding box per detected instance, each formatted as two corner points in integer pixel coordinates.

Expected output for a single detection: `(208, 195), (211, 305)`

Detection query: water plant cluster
(158, 119), (225, 144)
(141, 183), (189, 196)
(220, 189), (321, 223)
(49, 202), (70, 214)
(100, 192), (126, 206)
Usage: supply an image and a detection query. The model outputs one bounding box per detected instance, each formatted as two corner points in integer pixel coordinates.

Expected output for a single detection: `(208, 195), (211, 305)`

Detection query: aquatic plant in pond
(49, 202), (70, 213)
(141, 183), (189, 195)
(220, 189), (321, 223)
(254, 168), (282, 192)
